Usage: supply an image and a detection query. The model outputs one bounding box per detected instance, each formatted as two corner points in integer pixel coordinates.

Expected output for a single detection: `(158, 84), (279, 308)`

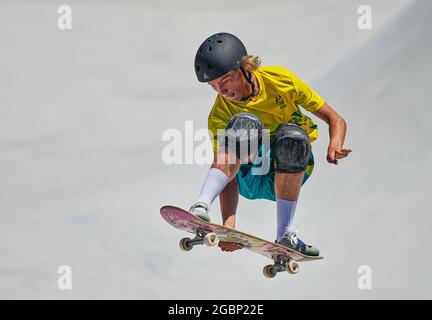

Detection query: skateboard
(160, 205), (323, 278)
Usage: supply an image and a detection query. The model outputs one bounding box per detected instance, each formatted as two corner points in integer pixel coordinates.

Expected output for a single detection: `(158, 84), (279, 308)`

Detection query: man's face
(208, 69), (245, 102)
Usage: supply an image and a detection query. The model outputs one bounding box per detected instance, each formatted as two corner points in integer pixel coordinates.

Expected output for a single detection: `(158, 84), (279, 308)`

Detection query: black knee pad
(272, 124), (311, 173)
(224, 112), (264, 158)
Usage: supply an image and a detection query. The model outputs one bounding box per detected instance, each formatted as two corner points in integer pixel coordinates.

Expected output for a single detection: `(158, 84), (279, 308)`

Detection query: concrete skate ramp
(303, 0), (432, 298)
(0, 0), (429, 299)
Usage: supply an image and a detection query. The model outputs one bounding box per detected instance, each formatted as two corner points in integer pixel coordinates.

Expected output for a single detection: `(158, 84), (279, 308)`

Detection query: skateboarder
(189, 33), (351, 256)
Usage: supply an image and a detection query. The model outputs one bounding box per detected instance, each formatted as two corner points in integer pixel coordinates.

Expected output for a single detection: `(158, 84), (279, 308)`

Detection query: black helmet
(194, 32), (247, 82)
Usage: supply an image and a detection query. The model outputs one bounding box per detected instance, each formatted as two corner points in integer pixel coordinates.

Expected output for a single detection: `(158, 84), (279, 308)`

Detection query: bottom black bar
(0, 300), (428, 319)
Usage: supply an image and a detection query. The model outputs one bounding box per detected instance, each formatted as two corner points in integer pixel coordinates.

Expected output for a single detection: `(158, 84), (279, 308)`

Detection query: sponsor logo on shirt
(275, 95), (286, 109)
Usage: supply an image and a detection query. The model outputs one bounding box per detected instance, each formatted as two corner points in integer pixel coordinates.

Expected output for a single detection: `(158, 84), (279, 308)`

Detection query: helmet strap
(240, 66), (256, 102)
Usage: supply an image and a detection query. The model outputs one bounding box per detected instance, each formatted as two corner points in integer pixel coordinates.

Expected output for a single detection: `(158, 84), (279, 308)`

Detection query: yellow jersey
(208, 66), (325, 153)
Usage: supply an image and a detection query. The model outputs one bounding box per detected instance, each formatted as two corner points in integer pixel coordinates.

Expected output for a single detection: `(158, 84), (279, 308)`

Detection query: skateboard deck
(160, 205), (322, 277)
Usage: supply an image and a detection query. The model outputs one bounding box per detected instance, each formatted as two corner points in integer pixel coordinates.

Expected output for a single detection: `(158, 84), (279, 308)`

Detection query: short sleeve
(260, 66), (325, 113)
(290, 72), (325, 112)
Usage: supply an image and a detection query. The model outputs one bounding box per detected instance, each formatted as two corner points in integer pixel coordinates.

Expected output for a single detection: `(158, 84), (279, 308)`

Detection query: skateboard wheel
(286, 261), (300, 274)
(263, 265), (277, 278)
(179, 238), (193, 251)
(204, 233), (218, 247)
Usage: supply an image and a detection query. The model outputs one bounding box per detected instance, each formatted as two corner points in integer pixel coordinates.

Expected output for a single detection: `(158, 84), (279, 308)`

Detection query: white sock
(276, 197), (297, 242)
(197, 168), (230, 207)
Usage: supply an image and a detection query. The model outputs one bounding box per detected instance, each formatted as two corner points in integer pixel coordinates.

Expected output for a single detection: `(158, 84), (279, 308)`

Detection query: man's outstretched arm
(312, 102), (352, 165)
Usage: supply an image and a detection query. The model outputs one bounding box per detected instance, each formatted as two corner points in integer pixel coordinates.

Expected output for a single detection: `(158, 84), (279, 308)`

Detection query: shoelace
(288, 233), (298, 247)
(284, 227), (300, 247)
(189, 202), (208, 213)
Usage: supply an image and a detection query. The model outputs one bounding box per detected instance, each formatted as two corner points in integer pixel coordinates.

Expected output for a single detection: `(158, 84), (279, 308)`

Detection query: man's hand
(218, 241), (243, 252)
(219, 220), (243, 252)
(327, 145), (352, 165)
(312, 102), (351, 165)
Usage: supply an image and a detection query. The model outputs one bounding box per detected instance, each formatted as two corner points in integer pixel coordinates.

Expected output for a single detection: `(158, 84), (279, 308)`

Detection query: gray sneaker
(189, 201), (211, 222)
(278, 230), (320, 257)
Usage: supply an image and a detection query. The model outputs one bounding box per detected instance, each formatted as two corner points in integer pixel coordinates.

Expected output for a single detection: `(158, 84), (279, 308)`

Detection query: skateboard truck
(179, 228), (219, 251)
(263, 255), (300, 278)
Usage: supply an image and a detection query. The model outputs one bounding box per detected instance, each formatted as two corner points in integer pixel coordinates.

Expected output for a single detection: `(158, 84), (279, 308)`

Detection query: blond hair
(241, 55), (261, 72)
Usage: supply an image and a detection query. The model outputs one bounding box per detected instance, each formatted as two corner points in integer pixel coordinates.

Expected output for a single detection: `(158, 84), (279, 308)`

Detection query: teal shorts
(236, 149), (314, 202)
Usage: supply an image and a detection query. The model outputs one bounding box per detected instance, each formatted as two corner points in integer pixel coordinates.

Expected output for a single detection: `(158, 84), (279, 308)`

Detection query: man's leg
(197, 156), (240, 207)
(272, 124), (319, 256)
(219, 178), (239, 228)
(275, 171), (303, 241)
(190, 112), (263, 222)
(190, 153), (239, 222)
(218, 178), (244, 252)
